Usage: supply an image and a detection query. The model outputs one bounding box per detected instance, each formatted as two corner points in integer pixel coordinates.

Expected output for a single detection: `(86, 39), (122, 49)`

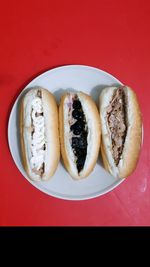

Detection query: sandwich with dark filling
(20, 86), (60, 181)
(99, 85), (142, 178)
(59, 92), (101, 180)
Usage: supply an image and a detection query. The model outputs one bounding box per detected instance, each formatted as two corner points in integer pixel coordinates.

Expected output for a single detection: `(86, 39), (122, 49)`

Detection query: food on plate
(59, 91), (101, 180)
(99, 85), (142, 178)
(20, 86), (60, 181)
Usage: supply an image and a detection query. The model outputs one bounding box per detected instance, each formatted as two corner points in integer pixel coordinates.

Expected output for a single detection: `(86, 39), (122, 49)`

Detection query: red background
(1, 0), (149, 226)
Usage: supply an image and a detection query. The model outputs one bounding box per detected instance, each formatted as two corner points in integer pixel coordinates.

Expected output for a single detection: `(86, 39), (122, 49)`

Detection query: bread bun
(59, 91), (101, 180)
(99, 85), (142, 178)
(20, 86), (60, 181)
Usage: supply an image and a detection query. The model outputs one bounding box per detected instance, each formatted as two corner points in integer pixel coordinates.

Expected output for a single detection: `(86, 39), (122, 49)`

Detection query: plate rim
(8, 64), (125, 201)
(24, 64), (123, 89)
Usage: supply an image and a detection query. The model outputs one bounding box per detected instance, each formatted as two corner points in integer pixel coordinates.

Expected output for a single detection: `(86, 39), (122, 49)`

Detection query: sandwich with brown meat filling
(99, 85), (142, 178)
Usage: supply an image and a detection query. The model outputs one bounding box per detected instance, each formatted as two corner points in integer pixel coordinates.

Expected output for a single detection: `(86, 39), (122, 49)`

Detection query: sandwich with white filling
(20, 87), (60, 181)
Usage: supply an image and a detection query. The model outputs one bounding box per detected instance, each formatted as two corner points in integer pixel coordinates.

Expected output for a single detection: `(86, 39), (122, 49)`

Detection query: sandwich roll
(99, 85), (142, 178)
(20, 86), (60, 181)
(59, 91), (101, 180)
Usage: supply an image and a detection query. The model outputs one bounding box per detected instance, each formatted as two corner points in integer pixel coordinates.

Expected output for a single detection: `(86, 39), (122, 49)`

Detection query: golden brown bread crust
(20, 87), (60, 181)
(100, 141), (110, 173)
(99, 85), (142, 178)
(42, 89), (60, 179)
(118, 87), (142, 178)
(59, 91), (101, 180)
(20, 97), (30, 178)
(78, 92), (101, 178)
(59, 94), (71, 176)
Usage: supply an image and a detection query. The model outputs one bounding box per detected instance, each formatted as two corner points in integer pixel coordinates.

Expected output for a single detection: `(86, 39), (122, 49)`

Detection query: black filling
(70, 97), (88, 173)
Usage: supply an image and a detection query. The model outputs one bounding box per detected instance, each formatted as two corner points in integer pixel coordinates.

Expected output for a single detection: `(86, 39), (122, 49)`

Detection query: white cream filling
(30, 97), (45, 171)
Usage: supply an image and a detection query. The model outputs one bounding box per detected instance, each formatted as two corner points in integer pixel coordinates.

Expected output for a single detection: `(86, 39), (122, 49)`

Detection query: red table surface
(0, 0), (149, 226)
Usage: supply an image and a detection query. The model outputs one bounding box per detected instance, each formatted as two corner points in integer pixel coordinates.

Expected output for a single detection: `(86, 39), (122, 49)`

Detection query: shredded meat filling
(107, 88), (127, 165)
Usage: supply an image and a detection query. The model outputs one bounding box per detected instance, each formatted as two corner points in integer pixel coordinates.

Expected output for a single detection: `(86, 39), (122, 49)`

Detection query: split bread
(99, 85), (142, 178)
(59, 91), (101, 180)
(20, 86), (60, 181)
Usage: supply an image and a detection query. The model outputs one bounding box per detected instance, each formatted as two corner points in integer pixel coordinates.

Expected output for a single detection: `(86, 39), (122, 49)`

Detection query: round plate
(8, 65), (124, 200)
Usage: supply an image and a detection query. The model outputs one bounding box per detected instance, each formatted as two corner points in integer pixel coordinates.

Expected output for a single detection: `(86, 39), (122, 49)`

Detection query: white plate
(8, 65), (124, 200)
